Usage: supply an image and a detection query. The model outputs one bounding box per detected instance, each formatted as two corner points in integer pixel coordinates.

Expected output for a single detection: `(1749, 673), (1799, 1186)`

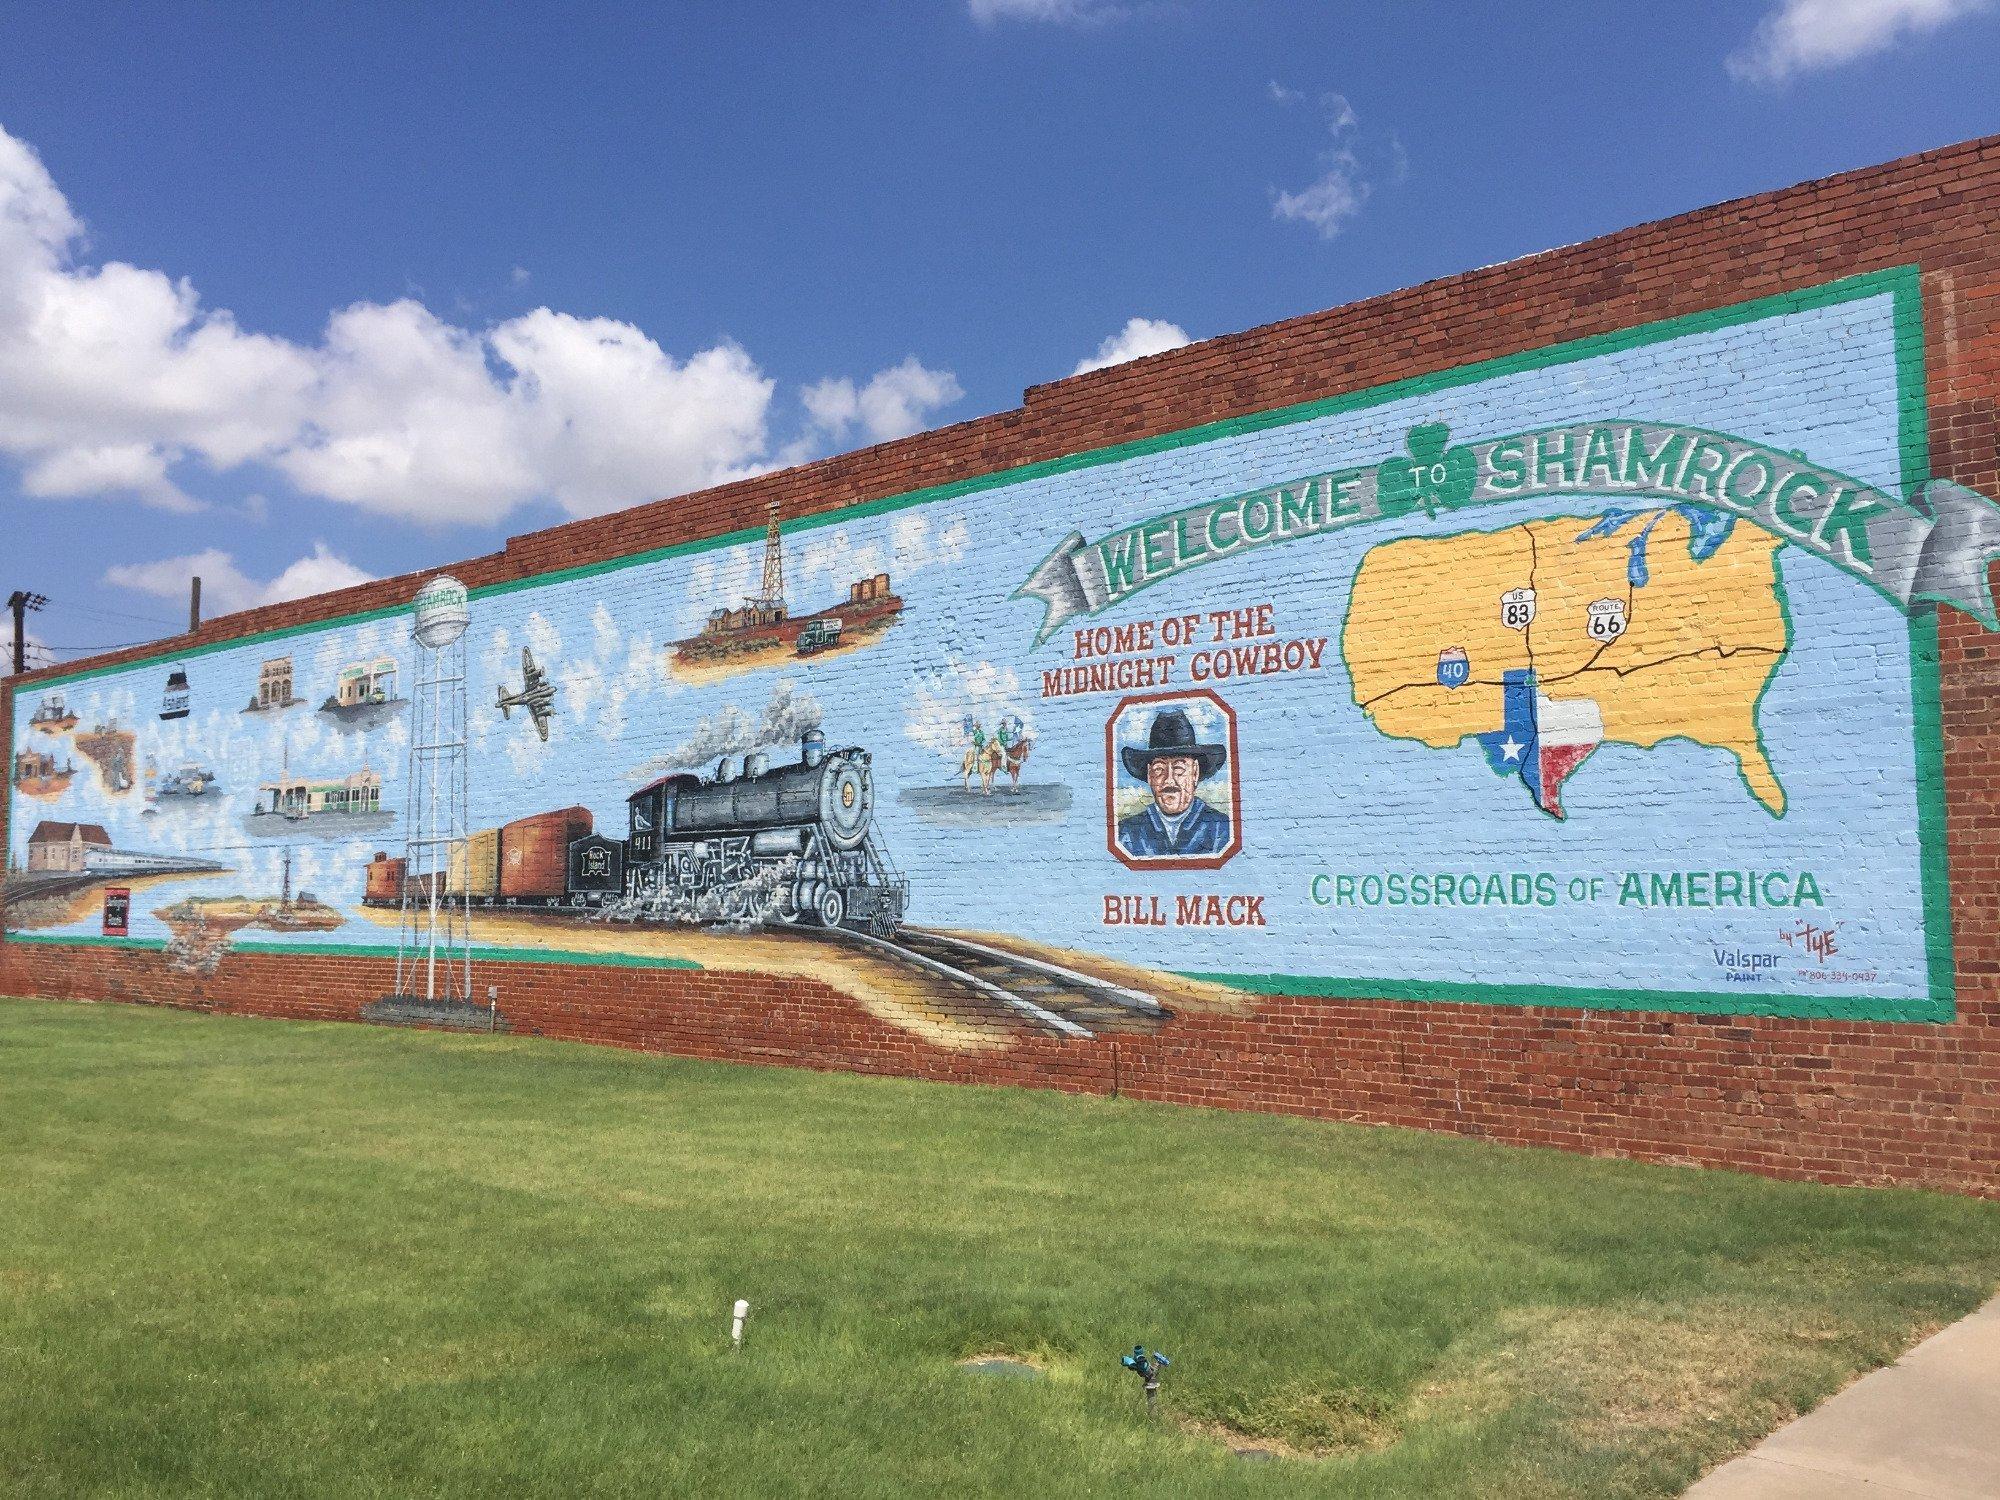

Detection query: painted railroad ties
(836, 925), (1168, 1040)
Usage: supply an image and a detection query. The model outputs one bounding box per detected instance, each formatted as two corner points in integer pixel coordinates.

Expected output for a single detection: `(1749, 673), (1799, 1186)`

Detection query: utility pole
(7, 590), (46, 675)
(188, 575), (202, 633)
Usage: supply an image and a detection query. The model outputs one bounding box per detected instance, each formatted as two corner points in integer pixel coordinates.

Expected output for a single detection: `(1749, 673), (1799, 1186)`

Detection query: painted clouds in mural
(7, 277), (1985, 1032)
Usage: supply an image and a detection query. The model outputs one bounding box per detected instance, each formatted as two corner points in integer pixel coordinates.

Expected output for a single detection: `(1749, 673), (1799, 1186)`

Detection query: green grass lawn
(1, 997), (1996, 1498)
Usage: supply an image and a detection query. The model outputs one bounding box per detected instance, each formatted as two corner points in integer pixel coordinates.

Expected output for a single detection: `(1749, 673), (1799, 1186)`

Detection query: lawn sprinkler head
(1120, 1345), (1170, 1413)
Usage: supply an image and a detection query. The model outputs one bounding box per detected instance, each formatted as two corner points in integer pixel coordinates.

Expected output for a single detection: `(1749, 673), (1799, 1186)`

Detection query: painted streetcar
(364, 730), (906, 934)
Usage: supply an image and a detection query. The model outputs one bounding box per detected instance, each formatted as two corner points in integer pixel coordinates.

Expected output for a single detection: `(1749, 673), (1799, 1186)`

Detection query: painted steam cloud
(635, 679), (824, 778)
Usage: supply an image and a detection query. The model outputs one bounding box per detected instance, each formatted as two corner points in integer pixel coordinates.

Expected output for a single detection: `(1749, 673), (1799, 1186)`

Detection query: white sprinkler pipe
(731, 1298), (749, 1351)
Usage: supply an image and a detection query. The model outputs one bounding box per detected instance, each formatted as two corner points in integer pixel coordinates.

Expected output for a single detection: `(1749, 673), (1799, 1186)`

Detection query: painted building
(5, 137), (2000, 1194)
(330, 658), (396, 709)
(25, 821), (112, 873)
(255, 766), (383, 817)
(13, 749), (60, 780)
(256, 656), (296, 708)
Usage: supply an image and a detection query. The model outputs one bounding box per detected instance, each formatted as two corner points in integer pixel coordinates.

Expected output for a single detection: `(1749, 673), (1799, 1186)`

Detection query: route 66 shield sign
(1587, 597), (1628, 641)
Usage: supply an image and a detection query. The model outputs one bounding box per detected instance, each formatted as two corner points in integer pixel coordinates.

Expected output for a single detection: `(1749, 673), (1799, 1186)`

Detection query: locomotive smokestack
(801, 730), (825, 767)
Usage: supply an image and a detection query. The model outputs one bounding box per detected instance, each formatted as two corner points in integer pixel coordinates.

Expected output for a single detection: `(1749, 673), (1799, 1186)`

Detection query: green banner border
(1, 930), (702, 970)
(5, 265), (1955, 1022)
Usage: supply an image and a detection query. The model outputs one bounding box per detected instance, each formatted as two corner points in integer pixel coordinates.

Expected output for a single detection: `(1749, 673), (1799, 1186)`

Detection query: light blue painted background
(7, 288), (1933, 1010)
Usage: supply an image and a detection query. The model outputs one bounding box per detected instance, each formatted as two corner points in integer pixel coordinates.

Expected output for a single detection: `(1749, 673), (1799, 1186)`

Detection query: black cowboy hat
(1120, 706), (1227, 782)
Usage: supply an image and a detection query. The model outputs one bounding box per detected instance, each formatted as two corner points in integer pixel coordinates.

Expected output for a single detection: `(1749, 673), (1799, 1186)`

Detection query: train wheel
(818, 886), (846, 928)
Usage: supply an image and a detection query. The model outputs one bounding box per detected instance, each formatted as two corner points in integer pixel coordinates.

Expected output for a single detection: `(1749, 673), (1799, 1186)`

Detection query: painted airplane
(497, 647), (558, 741)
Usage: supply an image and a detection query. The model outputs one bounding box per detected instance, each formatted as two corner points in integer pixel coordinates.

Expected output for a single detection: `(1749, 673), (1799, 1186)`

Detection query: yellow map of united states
(1343, 510), (1790, 816)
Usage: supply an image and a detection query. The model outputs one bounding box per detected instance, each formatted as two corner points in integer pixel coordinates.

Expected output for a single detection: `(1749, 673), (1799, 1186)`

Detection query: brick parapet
(6, 136), (2000, 1193)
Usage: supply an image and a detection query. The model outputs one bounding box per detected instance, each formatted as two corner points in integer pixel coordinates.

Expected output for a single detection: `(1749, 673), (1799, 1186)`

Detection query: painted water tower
(392, 575), (473, 1007)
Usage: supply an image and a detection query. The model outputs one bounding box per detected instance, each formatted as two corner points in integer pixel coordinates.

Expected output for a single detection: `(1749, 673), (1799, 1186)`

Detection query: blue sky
(3, 0), (1997, 669)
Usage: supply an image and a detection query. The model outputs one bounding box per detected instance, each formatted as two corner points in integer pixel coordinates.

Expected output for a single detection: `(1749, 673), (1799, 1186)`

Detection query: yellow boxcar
(448, 827), (501, 898)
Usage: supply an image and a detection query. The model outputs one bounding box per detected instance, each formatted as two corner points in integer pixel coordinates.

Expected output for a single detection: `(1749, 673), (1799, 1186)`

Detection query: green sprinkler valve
(1120, 1345), (1170, 1413)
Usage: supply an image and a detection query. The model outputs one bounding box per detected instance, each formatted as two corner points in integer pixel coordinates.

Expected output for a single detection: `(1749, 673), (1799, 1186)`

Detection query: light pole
(7, 591), (47, 675)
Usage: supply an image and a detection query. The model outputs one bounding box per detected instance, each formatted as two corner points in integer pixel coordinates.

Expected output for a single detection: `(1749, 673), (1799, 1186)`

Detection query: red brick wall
(7, 136), (2000, 1193)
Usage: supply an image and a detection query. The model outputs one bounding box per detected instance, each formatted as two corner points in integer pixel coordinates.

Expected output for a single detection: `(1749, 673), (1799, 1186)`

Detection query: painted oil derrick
(671, 499), (904, 670)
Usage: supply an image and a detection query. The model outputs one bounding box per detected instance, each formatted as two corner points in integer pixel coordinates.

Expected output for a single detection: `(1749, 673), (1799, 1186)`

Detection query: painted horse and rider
(960, 713), (1032, 794)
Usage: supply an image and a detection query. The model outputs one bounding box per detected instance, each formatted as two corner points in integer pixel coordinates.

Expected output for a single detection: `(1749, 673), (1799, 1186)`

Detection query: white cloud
(890, 511), (970, 572)
(503, 714), (561, 780)
(591, 601), (620, 665)
(785, 511), (971, 605)
(273, 300), (779, 524)
(19, 441), (200, 511)
(0, 122), (947, 527)
(1273, 170), (1367, 239)
(1071, 316), (1191, 376)
(493, 309), (774, 519)
(275, 299), (536, 523)
(794, 527), (886, 598)
(799, 356), (963, 449)
(0, 130), (315, 511)
(1318, 92), (1359, 133)
(557, 655), (605, 719)
(969, 0), (1126, 22)
(472, 598), (677, 755)
(1270, 88), (1383, 242)
(479, 624), (513, 684)
(904, 656), (1034, 758)
(258, 544), (378, 605)
(1727, 0), (1990, 82)
(522, 610), (562, 664)
(102, 542), (374, 617)
(677, 543), (761, 636)
(580, 601), (676, 743)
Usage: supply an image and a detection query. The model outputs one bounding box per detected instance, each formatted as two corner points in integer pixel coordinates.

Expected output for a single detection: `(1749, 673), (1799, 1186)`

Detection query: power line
(45, 597), (180, 629)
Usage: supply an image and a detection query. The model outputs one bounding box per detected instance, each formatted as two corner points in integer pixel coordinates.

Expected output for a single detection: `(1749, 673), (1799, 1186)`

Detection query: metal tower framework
(394, 606), (473, 1004)
(749, 497), (786, 615)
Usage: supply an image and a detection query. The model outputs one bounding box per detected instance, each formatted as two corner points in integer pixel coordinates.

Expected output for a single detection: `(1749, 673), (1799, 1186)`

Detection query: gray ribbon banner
(1012, 420), (2000, 645)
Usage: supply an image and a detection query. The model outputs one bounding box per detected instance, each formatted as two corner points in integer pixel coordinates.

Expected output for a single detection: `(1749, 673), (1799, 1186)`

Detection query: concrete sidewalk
(1687, 1293), (2000, 1498)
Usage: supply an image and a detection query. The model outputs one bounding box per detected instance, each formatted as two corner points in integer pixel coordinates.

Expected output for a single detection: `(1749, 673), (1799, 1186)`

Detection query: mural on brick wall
(8, 274), (1996, 1031)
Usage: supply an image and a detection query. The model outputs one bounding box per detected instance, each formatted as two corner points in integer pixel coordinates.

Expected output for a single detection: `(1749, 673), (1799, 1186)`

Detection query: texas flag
(1531, 692), (1604, 818)
(1476, 670), (1604, 819)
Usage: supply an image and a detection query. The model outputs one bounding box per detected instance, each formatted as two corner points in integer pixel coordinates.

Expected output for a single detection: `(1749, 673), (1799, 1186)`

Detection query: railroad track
(834, 924), (1168, 1039)
(1, 872), (102, 907)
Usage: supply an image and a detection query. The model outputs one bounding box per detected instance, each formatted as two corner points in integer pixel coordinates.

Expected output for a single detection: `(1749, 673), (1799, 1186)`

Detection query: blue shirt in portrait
(1116, 798), (1232, 858)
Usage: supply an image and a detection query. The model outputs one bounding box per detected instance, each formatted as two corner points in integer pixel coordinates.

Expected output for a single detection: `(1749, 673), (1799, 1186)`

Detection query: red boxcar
(404, 870), (446, 905)
(500, 806), (594, 901)
(364, 851), (406, 906)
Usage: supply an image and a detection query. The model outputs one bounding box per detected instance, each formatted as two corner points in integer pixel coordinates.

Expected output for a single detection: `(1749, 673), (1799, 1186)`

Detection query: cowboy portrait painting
(1106, 691), (1241, 869)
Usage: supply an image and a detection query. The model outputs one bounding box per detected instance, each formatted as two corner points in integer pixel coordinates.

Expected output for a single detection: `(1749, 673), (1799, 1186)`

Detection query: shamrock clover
(1378, 422), (1478, 518)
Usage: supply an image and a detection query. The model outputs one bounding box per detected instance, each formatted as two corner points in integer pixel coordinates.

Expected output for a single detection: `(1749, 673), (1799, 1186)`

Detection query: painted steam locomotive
(364, 730), (907, 934)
